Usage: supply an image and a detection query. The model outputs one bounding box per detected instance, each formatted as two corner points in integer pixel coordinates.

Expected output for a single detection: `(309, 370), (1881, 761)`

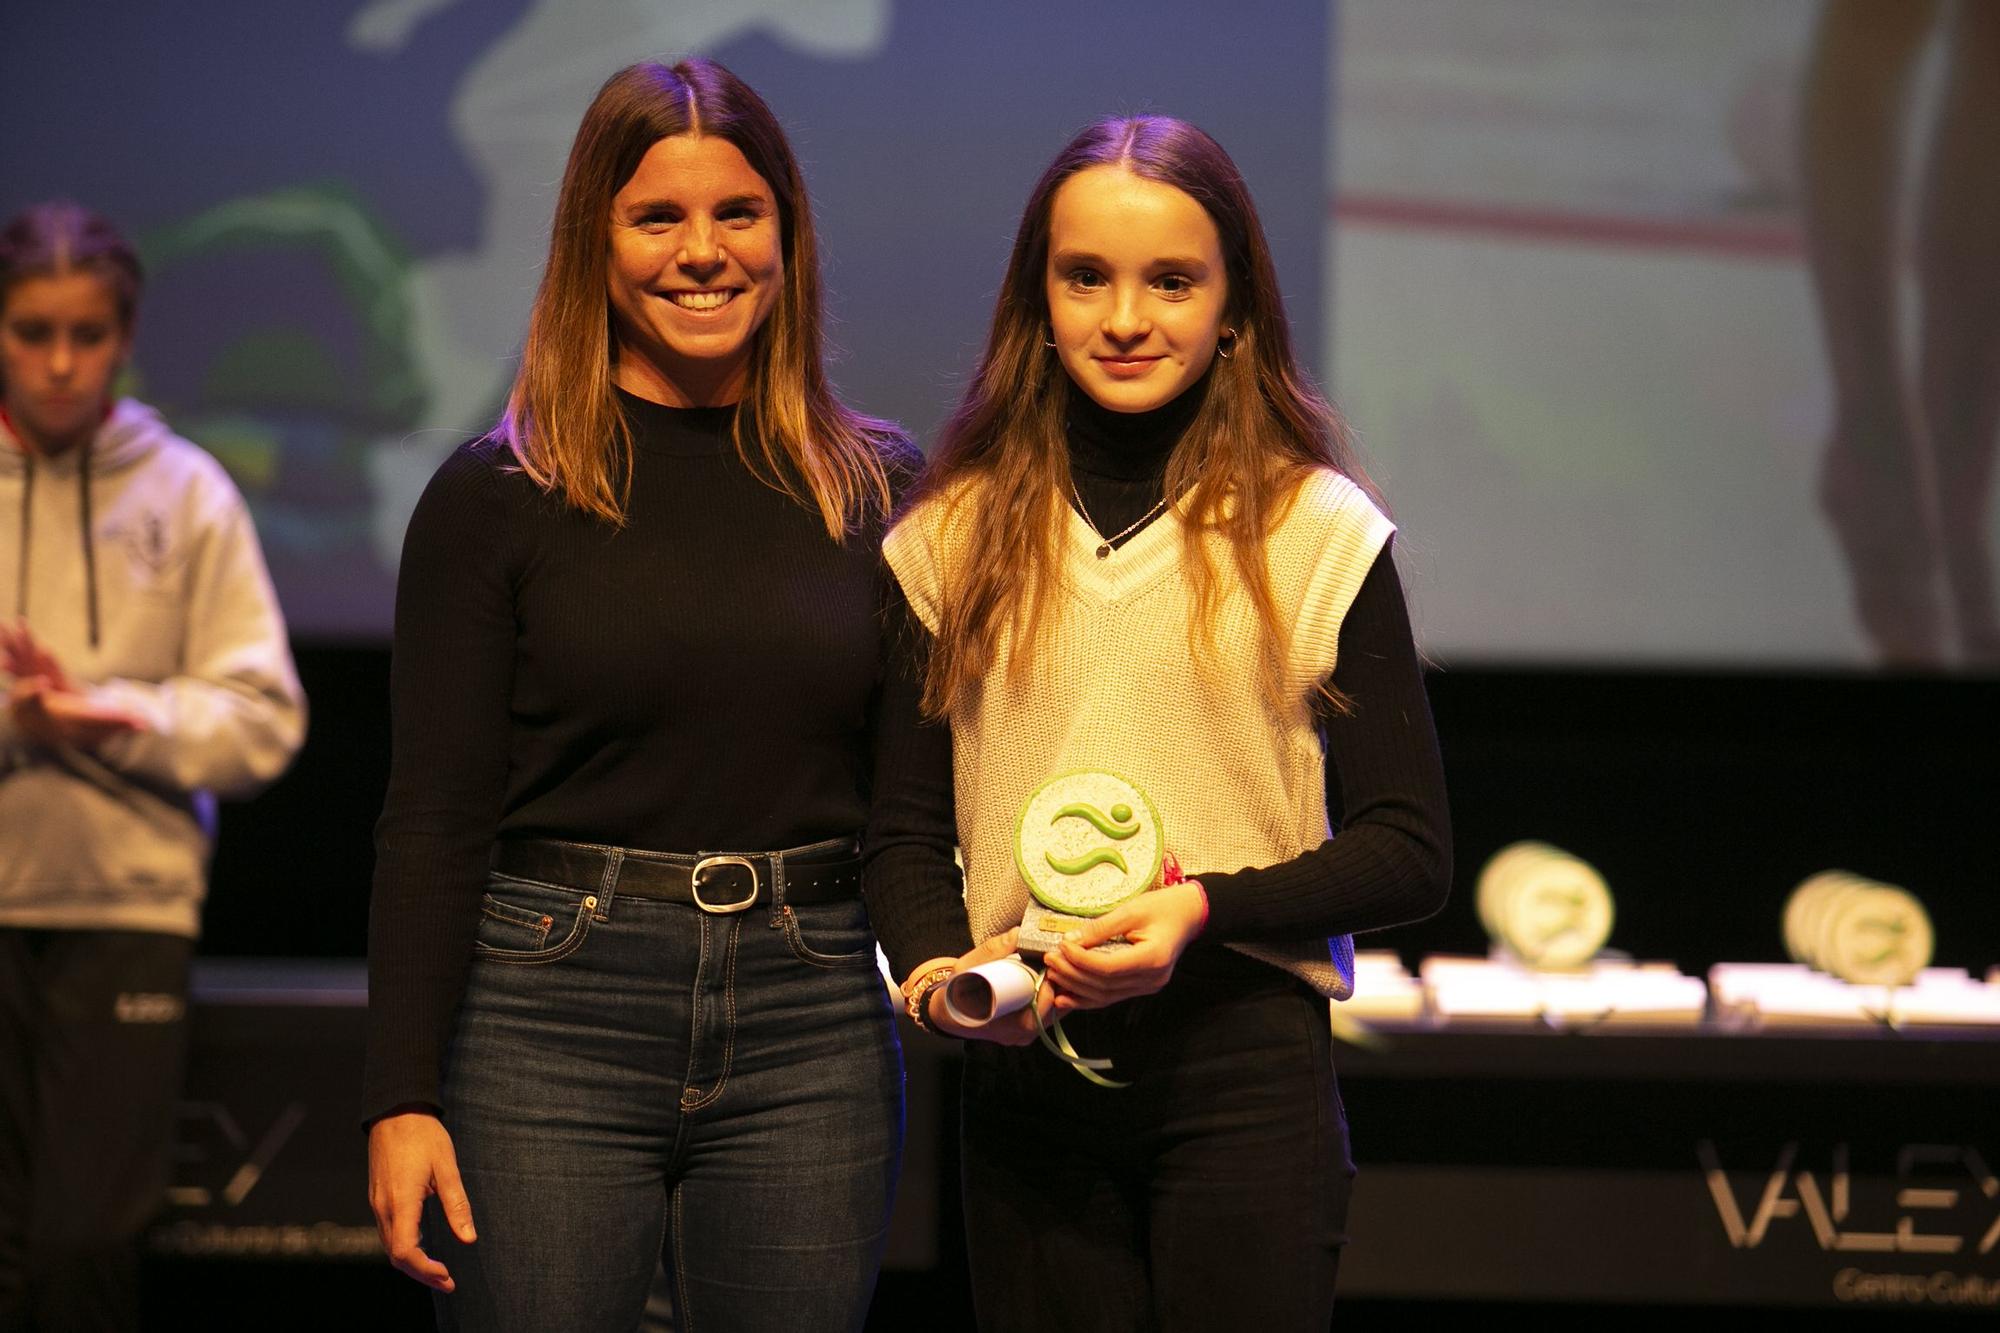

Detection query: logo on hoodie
(105, 509), (176, 581)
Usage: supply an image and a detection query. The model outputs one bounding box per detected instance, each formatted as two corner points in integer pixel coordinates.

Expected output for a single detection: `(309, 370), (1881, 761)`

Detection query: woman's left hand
(1039, 880), (1208, 1011)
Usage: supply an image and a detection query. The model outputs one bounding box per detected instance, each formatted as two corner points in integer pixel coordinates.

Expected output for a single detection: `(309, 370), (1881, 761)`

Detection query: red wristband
(1162, 854), (1208, 935)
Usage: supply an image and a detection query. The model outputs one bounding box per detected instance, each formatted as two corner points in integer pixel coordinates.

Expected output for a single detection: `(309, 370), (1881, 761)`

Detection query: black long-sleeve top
(362, 393), (962, 1122)
(862, 382), (1452, 977)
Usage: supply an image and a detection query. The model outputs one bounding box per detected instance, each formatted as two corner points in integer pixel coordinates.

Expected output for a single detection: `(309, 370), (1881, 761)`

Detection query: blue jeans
(959, 944), (1353, 1333)
(425, 841), (903, 1333)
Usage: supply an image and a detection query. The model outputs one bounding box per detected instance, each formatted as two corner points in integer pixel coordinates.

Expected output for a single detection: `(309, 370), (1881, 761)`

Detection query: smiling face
(606, 133), (784, 407)
(1044, 165), (1230, 415)
(0, 269), (129, 455)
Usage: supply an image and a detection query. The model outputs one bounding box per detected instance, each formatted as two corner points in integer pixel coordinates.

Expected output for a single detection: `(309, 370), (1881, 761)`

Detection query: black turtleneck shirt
(863, 378), (1452, 970)
(363, 393), (963, 1121)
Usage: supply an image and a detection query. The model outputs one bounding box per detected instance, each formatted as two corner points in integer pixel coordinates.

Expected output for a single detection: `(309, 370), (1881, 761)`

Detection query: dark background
(207, 649), (1996, 978)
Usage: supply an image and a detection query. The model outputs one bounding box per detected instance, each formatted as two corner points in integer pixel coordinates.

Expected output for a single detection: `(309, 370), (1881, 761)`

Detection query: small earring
(1043, 330), (1057, 349)
(1216, 328), (1238, 360)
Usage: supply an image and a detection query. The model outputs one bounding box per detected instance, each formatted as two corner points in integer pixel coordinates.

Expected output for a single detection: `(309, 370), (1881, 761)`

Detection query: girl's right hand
(904, 930), (1057, 1046)
(368, 1111), (477, 1291)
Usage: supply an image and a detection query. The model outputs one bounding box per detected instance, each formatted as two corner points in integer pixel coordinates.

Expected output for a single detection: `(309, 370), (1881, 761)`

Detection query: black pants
(960, 945), (1354, 1333)
(0, 929), (192, 1333)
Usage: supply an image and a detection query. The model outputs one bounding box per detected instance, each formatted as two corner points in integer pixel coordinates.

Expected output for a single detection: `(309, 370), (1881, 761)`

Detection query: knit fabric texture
(884, 467), (1393, 999)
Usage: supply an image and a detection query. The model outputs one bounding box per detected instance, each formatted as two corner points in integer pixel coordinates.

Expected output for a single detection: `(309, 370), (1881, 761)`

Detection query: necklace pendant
(1096, 542), (1112, 560)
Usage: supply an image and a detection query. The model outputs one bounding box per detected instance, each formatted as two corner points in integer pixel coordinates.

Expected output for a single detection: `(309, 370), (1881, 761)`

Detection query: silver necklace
(1070, 482), (1168, 559)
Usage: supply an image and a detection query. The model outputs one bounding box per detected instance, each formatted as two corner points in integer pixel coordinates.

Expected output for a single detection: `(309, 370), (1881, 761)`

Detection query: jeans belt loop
(596, 846), (623, 918)
(769, 846), (790, 917)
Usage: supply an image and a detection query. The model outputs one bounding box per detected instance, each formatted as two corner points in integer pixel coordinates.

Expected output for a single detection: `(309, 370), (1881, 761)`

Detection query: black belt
(492, 838), (863, 914)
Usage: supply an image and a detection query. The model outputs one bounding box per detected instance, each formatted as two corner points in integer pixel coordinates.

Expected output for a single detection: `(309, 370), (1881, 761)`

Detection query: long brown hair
(502, 59), (895, 536)
(908, 115), (1378, 717)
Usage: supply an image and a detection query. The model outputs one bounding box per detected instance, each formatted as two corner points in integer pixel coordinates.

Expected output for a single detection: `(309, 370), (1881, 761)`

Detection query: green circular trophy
(1475, 840), (1615, 970)
(1783, 870), (1933, 988)
(1012, 770), (1164, 959)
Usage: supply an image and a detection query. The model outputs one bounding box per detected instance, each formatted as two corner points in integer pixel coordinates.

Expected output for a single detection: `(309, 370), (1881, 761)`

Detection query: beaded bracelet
(904, 964), (956, 1036)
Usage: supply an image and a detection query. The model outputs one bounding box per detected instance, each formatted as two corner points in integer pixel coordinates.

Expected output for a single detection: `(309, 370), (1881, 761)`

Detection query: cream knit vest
(885, 468), (1393, 1000)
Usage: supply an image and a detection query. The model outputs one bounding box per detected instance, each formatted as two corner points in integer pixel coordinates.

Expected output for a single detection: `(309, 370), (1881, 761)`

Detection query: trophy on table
(1476, 840), (1616, 969)
(1783, 870), (1934, 987)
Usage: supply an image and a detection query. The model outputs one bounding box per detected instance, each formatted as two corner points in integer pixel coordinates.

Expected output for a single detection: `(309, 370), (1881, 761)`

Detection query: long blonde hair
(907, 116), (1380, 717)
(502, 59), (895, 537)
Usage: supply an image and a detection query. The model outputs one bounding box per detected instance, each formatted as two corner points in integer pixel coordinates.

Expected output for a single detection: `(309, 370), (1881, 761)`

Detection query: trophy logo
(1013, 770), (1163, 947)
(1043, 799), (1139, 875)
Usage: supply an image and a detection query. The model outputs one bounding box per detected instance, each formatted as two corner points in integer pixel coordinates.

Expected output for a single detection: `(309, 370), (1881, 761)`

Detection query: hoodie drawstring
(80, 440), (99, 650)
(10, 431), (105, 650)
(14, 452), (31, 623)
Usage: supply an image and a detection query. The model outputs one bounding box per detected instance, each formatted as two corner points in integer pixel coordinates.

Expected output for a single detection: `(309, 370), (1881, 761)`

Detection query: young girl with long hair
(868, 116), (1452, 1330)
(363, 60), (962, 1331)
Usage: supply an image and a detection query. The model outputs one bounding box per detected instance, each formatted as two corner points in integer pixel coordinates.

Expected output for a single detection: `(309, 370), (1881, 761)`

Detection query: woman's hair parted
(0, 201), (143, 326)
(905, 115), (1379, 718)
(502, 58), (896, 536)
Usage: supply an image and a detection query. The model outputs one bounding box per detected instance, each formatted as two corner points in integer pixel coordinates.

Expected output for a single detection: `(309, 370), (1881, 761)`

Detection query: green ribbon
(1028, 969), (1130, 1089)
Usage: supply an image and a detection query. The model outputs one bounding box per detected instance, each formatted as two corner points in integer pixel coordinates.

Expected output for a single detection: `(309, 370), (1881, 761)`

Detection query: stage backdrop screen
(4, 0), (1991, 671)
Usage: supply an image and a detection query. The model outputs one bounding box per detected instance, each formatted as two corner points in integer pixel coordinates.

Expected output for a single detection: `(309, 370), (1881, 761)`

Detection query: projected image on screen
(1330, 0), (1998, 671)
(2, 0), (1330, 642)
(7, 0), (1992, 670)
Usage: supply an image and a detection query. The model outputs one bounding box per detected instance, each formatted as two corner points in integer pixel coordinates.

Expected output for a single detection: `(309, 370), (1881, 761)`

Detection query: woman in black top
(363, 60), (959, 1332)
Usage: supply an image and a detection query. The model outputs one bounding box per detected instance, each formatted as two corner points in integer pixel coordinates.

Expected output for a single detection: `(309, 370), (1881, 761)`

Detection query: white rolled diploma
(942, 955), (1042, 1028)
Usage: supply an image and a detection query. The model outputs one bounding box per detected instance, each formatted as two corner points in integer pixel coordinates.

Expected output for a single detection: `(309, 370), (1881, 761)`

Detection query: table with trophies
(1330, 843), (2000, 1312)
(156, 779), (2000, 1312)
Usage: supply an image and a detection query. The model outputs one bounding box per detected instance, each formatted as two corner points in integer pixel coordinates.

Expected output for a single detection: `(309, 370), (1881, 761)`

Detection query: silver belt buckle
(691, 855), (760, 914)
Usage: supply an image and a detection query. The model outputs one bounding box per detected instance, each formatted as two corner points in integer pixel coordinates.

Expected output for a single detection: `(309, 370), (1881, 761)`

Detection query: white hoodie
(0, 399), (305, 938)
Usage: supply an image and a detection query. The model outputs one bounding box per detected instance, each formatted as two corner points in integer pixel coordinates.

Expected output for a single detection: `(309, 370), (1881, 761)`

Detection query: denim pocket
(472, 877), (594, 965)
(778, 900), (876, 968)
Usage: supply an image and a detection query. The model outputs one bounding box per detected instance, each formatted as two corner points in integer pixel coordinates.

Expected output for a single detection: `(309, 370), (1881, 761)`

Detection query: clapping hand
(4, 619), (145, 749)
(2, 619), (71, 688)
